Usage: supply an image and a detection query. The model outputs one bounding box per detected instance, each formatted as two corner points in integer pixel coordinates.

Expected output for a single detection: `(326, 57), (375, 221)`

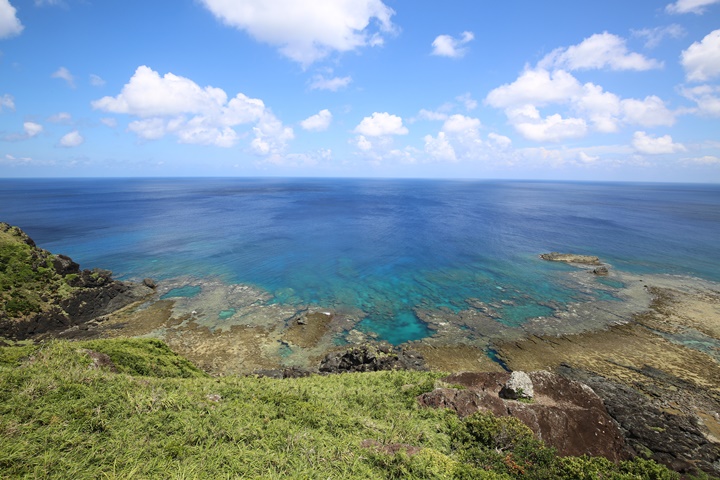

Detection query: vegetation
(0, 337), (698, 479)
(0, 225), (77, 318)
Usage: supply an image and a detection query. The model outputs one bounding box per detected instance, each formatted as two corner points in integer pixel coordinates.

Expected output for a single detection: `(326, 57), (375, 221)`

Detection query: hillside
(0, 337), (688, 479)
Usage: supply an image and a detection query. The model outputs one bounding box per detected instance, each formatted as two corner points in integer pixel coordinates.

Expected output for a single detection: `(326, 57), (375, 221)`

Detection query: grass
(0, 338), (700, 479)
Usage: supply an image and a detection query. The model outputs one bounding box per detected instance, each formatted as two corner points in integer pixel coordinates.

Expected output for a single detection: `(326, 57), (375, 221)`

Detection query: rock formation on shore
(0, 222), (153, 339)
(540, 252), (602, 265)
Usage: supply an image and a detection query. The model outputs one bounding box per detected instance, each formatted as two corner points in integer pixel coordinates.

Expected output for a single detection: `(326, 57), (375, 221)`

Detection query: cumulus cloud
(632, 131), (686, 154)
(354, 112), (408, 136)
(51, 67), (75, 88)
(308, 74), (352, 91)
(59, 130), (83, 147)
(300, 109), (332, 131)
(48, 112), (72, 123)
(0, 0), (23, 39)
(486, 69), (582, 109)
(456, 93), (478, 111)
(424, 131), (456, 162)
(507, 105), (588, 142)
(680, 84), (720, 116)
(539, 32), (663, 71)
(666, 0), (720, 14)
(485, 66), (676, 140)
(199, 0), (395, 66)
(632, 24), (685, 48)
(431, 31), (474, 58)
(24, 122), (43, 137)
(90, 74), (106, 87)
(487, 132), (512, 149)
(0, 93), (14, 111)
(681, 29), (720, 82)
(92, 65), (292, 152)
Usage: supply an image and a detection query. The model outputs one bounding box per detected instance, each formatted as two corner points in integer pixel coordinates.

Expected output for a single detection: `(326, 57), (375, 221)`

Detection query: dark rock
(143, 278), (157, 289)
(319, 343), (427, 374)
(418, 371), (632, 462)
(558, 365), (720, 476)
(593, 266), (609, 276)
(52, 254), (80, 276)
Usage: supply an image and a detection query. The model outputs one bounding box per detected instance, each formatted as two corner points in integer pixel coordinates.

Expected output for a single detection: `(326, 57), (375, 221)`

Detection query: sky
(1, 0), (719, 181)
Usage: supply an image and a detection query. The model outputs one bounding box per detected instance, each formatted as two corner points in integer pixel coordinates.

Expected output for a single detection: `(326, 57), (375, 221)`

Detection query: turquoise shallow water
(1, 178), (718, 344)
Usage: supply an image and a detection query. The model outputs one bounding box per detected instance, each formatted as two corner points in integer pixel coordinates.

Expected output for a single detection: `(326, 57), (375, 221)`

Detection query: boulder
(593, 266), (609, 276)
(499, 371), (534, 400)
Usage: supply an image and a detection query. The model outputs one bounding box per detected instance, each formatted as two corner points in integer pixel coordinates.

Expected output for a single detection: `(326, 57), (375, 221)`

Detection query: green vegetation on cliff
(0, 338), (693, 479)
(0, 224), (75, 317)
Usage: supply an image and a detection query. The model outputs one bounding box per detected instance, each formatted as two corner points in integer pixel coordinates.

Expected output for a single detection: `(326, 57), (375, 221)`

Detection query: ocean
(2, 178), (719, 344)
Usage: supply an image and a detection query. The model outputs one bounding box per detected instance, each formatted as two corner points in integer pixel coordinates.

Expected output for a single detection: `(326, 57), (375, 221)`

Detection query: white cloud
(59, 130), (84, 147)
(424, 132), (456, 162)
(354, 135), (372, 151)
(682, 155), (720, 164)
(632, 24), (685, 48)
(90, 74), (106, 87)
(199, 0), (395, 66)
(0, 0), (23, 39)
(507, 105), (587, 142)
(666, 0), (720, 14)
(48, 112), (71, 123)
(486, 67), (676, 140)
(442, 114), (481, 135)
(578, 151), (599, 164)
(308, 74), (352, 91)
(100, 117), (118, 128)
(487, 132), (512, 149)
(456, 93), (477, 111)
(680, 84), (720, 116)
(300, 109), (332, 131)
(93, 65), (292, 151)
(354, 112), (408, 136)
(250, 112), (294, 155)
(417, 109), (448, 121)
(632, 131), (686, 154)
(23, 122), (43, 137)
(681, 29), (720, 82)
(540, 32), (662, 71)
(486, 68), (582, 109)
(51, 67), (75, 88)
(0, 93), (14, 111)
(431, 31), (474, 58)
(621, 96), (676, 127)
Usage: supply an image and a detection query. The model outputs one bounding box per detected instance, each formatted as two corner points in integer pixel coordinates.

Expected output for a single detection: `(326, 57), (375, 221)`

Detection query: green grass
(0, 227), (78, 319)
(0, 338), (700, 479)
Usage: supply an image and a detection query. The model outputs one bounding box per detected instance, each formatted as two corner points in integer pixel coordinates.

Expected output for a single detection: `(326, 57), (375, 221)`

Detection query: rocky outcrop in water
(418, 370), (632, 462)
(540, 252), (602, 265)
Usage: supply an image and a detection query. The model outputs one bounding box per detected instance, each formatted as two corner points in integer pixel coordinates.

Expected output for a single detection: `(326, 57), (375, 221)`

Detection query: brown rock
(418, 371), (632, 461)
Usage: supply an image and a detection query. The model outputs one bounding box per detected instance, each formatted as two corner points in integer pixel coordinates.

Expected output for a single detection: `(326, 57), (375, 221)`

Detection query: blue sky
(1, 0), (719, 181)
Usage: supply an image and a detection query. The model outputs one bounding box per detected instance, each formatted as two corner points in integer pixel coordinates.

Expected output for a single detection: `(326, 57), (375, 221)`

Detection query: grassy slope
(0, 338), (692, 479)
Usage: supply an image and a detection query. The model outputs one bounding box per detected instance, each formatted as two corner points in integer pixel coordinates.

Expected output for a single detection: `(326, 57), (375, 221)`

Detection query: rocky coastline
(2, 225), (719, 476)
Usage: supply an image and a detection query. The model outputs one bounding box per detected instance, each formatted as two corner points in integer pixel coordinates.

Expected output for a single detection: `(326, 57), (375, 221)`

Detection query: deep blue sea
(2, 178), (719, 344)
